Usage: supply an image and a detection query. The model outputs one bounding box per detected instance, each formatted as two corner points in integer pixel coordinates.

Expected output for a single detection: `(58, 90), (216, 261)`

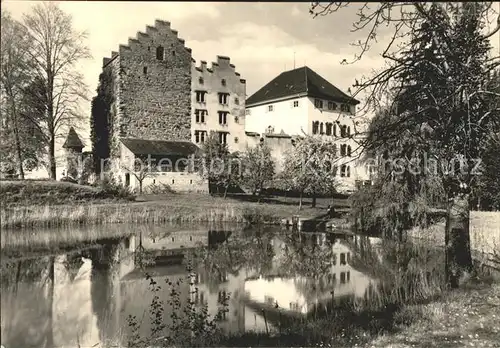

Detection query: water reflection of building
(1, 233), (136, 348)
(1, 228), (385, 348)
(244, 233), (378, 317)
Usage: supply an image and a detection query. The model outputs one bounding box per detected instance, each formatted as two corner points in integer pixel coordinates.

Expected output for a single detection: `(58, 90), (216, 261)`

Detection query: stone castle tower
(101, 19), (194, 144)
(62, 127), (84, 179)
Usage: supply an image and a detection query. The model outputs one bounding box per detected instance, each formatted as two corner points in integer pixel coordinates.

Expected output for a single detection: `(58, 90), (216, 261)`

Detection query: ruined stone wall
(103, 20), (193, 143)
(191, 56), (247, 153)
(242, 133), (295, 173)
(263, 134), (295, 172)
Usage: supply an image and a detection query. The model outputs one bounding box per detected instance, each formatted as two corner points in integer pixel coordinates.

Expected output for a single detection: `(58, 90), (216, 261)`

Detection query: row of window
(325, 164), (352, 177)
(326, 271), (351, 284)
(260, 99), (352, 114)
(197, 76), (229, 87)
(194, 130), (234, 145)
(195, 91), (236, 105)
(314, 99), (352, 113)
(194, 109), (239, 125)
(312, 121), (351, 137)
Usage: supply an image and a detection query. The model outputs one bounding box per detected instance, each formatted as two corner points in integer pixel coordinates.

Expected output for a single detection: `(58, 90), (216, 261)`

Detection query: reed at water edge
(0, 202), (285, 231)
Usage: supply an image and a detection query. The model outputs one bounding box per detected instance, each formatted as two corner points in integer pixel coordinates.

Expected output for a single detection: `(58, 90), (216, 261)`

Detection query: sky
(3, 1), (500, 151)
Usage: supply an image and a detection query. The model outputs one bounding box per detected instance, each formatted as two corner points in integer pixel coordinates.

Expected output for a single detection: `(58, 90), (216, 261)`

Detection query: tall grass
(0, 202), (290, 231)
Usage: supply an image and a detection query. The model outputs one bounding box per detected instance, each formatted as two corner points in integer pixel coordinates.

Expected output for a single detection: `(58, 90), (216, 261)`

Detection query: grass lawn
(368, 281), (500, 348)
(0, 179), (134, 206)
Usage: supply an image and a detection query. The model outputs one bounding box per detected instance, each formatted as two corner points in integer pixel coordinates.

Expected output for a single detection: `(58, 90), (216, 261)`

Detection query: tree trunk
(8, 96), (25, 179)
(48, 135), (57, 180)
(13, 117), (25, 179)
(312, 194), (317, 208)
(445, 192), (473, 289)
(223, 184), (229, 199)
(139, 180), (143, 194)
(299, 190), (303, 211)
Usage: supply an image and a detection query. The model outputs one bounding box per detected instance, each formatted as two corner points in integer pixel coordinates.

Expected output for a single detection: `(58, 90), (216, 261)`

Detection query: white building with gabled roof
(244, 66), (372, 192)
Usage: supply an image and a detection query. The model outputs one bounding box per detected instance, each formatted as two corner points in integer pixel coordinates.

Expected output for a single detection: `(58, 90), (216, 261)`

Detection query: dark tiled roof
(120, 138), (199, 157)
(246, 66), (360, 106)
(62, 127), (84, 149)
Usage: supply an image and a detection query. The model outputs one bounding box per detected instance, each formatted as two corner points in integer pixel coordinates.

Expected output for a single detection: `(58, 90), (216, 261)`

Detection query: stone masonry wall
(191, 56), (247, 153)
(101, 53), (121, 159)
(103, 20), (193, 142)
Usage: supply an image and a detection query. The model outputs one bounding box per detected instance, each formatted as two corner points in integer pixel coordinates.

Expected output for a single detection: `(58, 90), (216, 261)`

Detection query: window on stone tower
(194, 130), (207, 144)
(195, 109), (206, 123)
(234, 97), (239, 105)
(195, 91), (207, 103)
(218, 93), (229, 105)
(156, 46), (164, 60)
(347, 145), (352, 157)
(217, 131), (228, 144)
(199, 77), (204, 85)
(221, 79), (227, 86)
(218, 111), (228, 125)
(143, 66), (148, 74)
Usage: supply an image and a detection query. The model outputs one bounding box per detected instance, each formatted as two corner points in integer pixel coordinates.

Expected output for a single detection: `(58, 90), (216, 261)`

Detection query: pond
(0, 223), (445, 347)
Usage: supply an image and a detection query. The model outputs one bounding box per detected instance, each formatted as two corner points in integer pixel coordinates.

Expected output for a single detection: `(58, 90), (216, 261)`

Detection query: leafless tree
(121, 157), (158, 194)
(0, 11), (35, 178)
(21, 2), (91, 179)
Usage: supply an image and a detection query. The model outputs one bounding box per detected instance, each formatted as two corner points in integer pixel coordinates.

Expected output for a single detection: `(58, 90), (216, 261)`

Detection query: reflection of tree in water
(347, 236), (445, 307)
(1, 256), (54, 348)
(1, 257), (53, 287)
(186, 231), (274, 291)
(89, 242), (122, 344)
(276, 233), (336, 279)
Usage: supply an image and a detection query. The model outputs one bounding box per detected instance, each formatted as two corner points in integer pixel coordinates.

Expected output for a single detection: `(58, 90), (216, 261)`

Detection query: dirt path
(367, 283), (500, 348)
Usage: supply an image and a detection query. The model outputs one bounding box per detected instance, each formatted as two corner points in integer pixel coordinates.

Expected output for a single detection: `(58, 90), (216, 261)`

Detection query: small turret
(62, 127), (84, 179)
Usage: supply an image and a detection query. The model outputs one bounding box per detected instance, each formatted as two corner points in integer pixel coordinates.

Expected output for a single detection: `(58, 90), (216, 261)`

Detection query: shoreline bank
(0, 197), (329, 230)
